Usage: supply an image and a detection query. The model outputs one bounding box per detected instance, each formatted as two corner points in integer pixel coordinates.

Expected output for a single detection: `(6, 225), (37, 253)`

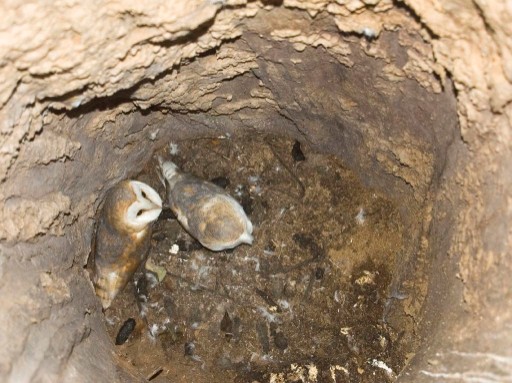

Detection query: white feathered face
(125, 181), (163, 231)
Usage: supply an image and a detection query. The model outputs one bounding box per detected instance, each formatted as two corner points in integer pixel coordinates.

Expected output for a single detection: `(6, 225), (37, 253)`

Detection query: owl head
(105, 180), (163, 233)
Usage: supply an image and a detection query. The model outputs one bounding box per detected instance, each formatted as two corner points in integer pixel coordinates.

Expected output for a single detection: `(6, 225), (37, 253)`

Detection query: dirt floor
(103, 134), (410, 383)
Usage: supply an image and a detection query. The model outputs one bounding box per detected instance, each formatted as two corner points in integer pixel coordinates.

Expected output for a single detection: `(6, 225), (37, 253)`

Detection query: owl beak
(149, 200), (162, 212)
(150, 191), (163, 209)
(140, 188), (162, 223)
(137, 201), (163, 224)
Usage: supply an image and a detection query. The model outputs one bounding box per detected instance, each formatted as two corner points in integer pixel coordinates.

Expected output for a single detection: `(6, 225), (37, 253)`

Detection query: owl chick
(160, 159), (253, 251)
(91, 180), (162, 309)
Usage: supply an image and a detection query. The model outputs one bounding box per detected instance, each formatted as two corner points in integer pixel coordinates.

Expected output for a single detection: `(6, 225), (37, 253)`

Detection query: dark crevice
(147, 17), (216, 49)
(45, 43), (228, 119)
(471, 0), (495, 36)
(392, 0), (440, 40)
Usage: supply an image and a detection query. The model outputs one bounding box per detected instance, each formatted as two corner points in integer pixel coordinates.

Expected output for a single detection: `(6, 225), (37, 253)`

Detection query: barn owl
(91, 180), (162, 309)
(160, 159), (253, 251)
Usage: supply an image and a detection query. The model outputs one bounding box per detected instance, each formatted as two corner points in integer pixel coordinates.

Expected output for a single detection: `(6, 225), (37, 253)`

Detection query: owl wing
(168, 175), (227, 228)
(96, 219), (150, 269)
(92, 217), (152, 308)
(190, 195), (248, 250)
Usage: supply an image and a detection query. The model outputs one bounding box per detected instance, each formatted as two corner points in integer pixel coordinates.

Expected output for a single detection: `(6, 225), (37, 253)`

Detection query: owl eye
(141, 190), (147, 199)
(137, 210), (143, 217)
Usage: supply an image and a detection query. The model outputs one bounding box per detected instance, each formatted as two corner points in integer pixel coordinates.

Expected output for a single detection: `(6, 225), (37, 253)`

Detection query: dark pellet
(291, 140), (306, 162)
(274, 331), (288, 350)
(211, 176), (230, 189)
(184, 341), (196, 356)
(315, 267), (325, 280)
(115, 318), (136, 345)
(220, 311), (233, 334)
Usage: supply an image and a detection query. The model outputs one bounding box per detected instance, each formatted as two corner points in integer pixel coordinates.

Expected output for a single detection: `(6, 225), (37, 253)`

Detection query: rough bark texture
(0, 0), (510, 382)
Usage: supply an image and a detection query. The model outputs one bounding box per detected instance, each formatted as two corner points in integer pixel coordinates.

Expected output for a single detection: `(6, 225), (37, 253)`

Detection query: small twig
(147, 368), (163, 381)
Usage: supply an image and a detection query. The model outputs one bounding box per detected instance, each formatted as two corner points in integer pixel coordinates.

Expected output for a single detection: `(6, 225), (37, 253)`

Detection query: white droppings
(218, 132), (231, 139)
(235, 184), (243, 197)
(149, 129), (159, 141)
(356, 207), (365, 225)
(362, 27), (376, 39)
(190, 322), (200, 329)
(169, 142), (179, 155)
(277, 299), (291, 312)
(145, 272), (159, 288)
(105, 316), (116, 326)
(169, 243), (179, 254)
(139, 303), (148, 318)
(256, 306), (278, 323)
(371, 359), (394, 376)
(148, 323), (159, 338)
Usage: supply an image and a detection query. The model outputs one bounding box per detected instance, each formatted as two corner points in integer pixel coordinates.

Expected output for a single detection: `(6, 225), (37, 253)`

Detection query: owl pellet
(115, 318), (136, 345)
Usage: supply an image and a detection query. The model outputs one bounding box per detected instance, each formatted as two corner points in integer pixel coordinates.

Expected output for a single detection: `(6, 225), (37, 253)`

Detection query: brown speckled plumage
(161, 160), (253, 251)
(91, 180), (162, 309)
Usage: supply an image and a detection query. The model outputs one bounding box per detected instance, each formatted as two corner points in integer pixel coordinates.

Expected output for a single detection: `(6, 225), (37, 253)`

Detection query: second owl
(160, 159), (253, 251)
